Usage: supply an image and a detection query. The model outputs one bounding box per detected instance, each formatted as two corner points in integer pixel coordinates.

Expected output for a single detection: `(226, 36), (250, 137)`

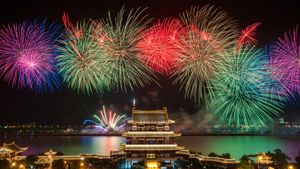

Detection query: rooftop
(131, 107), (172, 123)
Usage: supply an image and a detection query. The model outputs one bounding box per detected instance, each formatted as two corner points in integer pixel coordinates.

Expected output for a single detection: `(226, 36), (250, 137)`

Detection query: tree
(267, 149), (291, 169)
(52, 159), (65, 169)
(25, 154), (38, 167)
(239, 155), (254, 169)
(220, 153), (231, 159)
(296, 150), (300, 169)
(56, 151), (64, 156)
(0, 160), (10, 169)
(208, 152), (219, 157)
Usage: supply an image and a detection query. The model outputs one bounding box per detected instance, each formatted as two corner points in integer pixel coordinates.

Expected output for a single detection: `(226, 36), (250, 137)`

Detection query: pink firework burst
(270, 26), (300, 94)
(138, 18), (185, 75)
(0, 21), (60, 91)
(237, 22), (261, 52)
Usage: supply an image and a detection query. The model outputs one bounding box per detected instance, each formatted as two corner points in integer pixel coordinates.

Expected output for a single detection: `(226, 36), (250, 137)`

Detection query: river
(1, 136), (299, 161)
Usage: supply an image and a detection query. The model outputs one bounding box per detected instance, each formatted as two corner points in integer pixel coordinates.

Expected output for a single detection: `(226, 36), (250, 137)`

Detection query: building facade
(112, 107), (184, 168)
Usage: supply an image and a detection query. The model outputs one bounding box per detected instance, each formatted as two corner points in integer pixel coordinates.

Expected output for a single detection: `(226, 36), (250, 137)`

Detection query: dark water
(1, 136), (299, 161)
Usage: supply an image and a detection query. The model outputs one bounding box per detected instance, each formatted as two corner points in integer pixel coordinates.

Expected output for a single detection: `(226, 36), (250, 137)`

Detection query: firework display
(138, 18), (184, 75)
(0, 20), (61, 91)
(83, 105), (127, 132)
(0, 4), (298, 127)
(173, 5), (238, 103)
(57, 14), (111, 94)
(270, 26), (300, 95)
(210, 46), (284, 126)
(93, 7), (156, 92)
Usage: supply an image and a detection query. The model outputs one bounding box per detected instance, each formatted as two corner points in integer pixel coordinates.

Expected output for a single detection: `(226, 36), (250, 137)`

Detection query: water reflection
(0, 136), (299, 161)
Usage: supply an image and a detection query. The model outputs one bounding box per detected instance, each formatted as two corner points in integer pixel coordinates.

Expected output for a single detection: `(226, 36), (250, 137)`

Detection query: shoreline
(1, 133), (300, 137)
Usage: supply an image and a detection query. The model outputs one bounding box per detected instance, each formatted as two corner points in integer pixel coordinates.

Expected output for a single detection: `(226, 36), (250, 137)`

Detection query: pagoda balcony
(120, 144), (185, 151)
(127, 139), (175, 144)
(127, 120), (176, 125)
(122, 131), (181, 138)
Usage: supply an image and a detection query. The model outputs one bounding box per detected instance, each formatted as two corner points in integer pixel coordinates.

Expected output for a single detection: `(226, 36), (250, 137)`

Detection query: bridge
(177, 150), (238, 164)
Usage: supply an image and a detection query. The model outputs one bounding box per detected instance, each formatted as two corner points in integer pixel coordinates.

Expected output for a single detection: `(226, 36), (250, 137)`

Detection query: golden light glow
(288, 165), (294, 169)
(11, 162), (16, 167)
(19, 164), (24, 168)
(146, 160), (159, 168)
(80, 162), (84, 167)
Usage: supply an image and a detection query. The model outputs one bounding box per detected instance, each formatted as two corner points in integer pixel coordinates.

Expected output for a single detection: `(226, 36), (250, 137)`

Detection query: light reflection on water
(0, 136), (299, 161)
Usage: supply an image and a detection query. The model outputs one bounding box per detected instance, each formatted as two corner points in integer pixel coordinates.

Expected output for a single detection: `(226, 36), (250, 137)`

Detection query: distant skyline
(0, 0), (299, 124)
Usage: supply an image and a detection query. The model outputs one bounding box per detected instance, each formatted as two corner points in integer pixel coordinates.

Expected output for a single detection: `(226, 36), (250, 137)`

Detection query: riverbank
(2, 132), (300, 137)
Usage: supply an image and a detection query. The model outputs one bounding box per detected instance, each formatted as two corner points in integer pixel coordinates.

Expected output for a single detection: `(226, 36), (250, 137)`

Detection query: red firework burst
(237, 22), (261, 52)
(138, 18), (185, 75)
(62, 12), (83, 38)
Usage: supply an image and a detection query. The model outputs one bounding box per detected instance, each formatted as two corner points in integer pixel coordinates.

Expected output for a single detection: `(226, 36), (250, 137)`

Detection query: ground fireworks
(173, 5), (238, 104)
(210, 46), (284, 126)
(0, 20), (61, 91)
(57, 15), (111, 94)
(270, 26), (300, 95)
(83, 105), (127, 132)
(93, 7), (157, 92)
(138, 18), (184, 75)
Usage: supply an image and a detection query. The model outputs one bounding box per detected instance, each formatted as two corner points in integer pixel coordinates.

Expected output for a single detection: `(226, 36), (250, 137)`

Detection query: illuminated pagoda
(0, 142), (28, 159)
(113, 107), (185, 168)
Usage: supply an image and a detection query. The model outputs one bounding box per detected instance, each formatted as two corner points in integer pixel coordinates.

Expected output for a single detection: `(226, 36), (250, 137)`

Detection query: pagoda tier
(122, 131), (181, 138)
(120, 144), (184, 151)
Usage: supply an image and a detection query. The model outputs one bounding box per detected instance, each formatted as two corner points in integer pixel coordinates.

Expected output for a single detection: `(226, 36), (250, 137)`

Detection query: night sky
(0, 0), (299, 125)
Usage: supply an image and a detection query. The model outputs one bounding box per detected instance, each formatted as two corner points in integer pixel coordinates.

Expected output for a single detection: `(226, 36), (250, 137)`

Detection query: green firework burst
(209, 46), (284, 126)
(173, 5), (238, 104)
(57, 21), (111, 94)
(93, 7), (157, 92)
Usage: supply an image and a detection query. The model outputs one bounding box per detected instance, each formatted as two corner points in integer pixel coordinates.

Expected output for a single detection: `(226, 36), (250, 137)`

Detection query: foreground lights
(80, 162), (84, 167)
(146, 160), (159, 168)
(19, 164), (24, 168)
(288, 165), (294, 169)
(11, 162), (16, 167)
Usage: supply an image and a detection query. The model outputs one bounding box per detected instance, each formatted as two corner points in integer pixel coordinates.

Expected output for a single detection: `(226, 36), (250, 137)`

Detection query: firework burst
(57, 14), (111, 94)
(236, 22), (261, 53)
(83, 105), (127, 132)
(0, 20), (61, 91)
(137, 18), (185, 75)
(93, 7), (157, 92)
(173, 5), (238, 104)
(270, 26), (300, 95)
(210, 46), (284, 126)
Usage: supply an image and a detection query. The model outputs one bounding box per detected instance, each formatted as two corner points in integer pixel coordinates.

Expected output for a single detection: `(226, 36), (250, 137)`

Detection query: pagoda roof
(0, 142), (28, 154)
(130, 107), (174, 123)
(44, 149), (57, 156)
(122, 131), (181, 137)
(120, 144), (184, 151)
